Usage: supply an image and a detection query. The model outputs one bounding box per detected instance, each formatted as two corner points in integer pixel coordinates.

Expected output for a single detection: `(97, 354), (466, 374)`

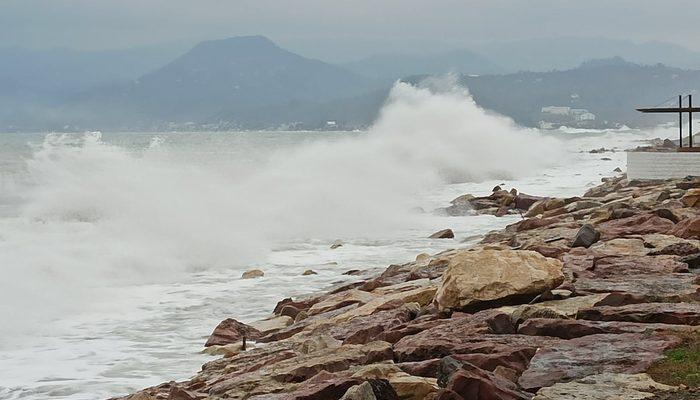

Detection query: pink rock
(204, 318), (261, 347)
(518, 333), (682, 391)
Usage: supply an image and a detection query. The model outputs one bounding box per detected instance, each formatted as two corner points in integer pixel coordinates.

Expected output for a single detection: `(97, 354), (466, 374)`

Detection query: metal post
(690, 94), (694, 148)
(680, 95), (684, 147)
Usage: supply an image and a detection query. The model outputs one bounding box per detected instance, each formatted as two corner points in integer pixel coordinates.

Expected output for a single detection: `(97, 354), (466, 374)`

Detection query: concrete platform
(627, 151), (700, 180)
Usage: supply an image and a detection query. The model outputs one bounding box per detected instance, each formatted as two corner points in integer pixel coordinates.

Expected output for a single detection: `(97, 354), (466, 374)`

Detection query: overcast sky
(3, 0), (700, 62)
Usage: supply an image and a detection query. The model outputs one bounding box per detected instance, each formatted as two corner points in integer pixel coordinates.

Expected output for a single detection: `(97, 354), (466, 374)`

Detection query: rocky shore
(116, 173), (700, 400)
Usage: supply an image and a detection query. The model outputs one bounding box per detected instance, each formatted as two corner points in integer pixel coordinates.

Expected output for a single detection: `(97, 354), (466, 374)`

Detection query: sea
(0, 82), (680, 399)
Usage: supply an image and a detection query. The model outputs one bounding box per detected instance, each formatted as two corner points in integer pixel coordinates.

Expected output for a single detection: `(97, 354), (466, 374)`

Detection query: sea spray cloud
(0, 79), (563, 337)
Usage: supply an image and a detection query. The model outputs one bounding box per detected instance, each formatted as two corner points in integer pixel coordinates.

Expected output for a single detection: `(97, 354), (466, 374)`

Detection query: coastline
(115, 172), (700, 400)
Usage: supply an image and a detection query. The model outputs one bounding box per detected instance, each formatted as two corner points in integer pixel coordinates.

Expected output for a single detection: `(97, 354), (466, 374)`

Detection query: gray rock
(571, 224), (600, 248)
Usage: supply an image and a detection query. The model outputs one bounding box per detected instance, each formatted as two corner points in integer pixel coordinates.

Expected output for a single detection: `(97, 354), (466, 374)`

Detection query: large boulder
(435, 250), (564, 312)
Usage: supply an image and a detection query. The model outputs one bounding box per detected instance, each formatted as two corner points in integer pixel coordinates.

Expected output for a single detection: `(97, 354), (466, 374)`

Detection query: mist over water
(0, 80), (563, 338)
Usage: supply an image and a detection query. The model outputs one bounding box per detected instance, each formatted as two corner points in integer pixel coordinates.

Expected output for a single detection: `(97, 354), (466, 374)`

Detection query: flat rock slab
(518, 333), (682, 391)
(572, 273), (700, 303)
(518, 318), (700, 339)
(596, 213), (675, 240)
(395, 331), (560, 365)
(532, 373), (675, 400)
(576, 302), (700, 325)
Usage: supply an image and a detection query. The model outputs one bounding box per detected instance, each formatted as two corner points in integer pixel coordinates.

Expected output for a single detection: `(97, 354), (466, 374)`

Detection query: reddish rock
(310, 304), (417, 344)
(395, 330), (558, 365)
(393, 311), (515, 362)
(168, 384), (205, 400)
(518, 318), (699, 339)
(564, 244), (685, 272)
(514, 194), (545, 211)
(585, 255), (689, 277)
(448, 349), (536, 378)
(280, 376), (365, 400)
(525, 244), (569, 259)
(510, 217), (558, 232)
(576, 302), (700, 325)
(276, 342), (394, 384)
(396, 345), (536, 381)
(430, 229), (455, 239)
(360, 258), (449, 291)
(436, 361), (532, 400)
(258, 303), (360, 343)
(274, 297), (320, 316)
(572, 273), (699, 302)
(518, 333), (682, 391)
(204, 318), (262, 347)
(397, 359), (443, 378)
(374, 315), (445, 344)
(648, 242), (699, 256)
(596, 213), (675, 239)
(669, 216), (700, 239)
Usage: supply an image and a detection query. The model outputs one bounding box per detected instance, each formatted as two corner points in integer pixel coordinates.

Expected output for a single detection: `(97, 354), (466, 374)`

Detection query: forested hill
(461, 58), (700, 128)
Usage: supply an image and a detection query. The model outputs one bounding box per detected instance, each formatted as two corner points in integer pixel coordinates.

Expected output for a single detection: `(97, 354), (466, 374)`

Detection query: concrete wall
(627, 151), (700, 180)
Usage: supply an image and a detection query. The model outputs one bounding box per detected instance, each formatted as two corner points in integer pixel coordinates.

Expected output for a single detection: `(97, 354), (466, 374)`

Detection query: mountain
(57, 36), (375, 129)
(455, 58), (700, 128)
(473, 37), (700, 72)
(343, 50), (503, 81)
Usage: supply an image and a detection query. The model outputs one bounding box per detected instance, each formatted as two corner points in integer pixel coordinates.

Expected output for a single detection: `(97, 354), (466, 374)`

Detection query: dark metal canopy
(636, 107), (700, 113)
(637, 95), (696, 148)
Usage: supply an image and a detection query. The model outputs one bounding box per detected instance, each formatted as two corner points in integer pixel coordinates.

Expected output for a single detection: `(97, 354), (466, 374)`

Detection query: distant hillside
(342, 50), (503, 81)
(473, 37), (700, 72)
(0, 45), (185, 98)
(6, 36), (700, 132)
(0, 45), (187, 131)
(459, 58), (700, 128)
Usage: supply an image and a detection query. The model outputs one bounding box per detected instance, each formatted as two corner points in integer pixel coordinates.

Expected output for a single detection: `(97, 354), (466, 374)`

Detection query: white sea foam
(0, 80), (565, 340)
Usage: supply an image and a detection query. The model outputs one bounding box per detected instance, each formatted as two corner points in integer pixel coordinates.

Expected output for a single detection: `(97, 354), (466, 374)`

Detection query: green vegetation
(648, 332), (700, 387)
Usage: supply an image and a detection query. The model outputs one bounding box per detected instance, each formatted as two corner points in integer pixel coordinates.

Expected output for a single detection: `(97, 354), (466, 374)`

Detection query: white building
(541, 106), (571, 115)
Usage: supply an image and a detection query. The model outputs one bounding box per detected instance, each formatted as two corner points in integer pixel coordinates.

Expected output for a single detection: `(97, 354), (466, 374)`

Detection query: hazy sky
(3, 0), (700, 61)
